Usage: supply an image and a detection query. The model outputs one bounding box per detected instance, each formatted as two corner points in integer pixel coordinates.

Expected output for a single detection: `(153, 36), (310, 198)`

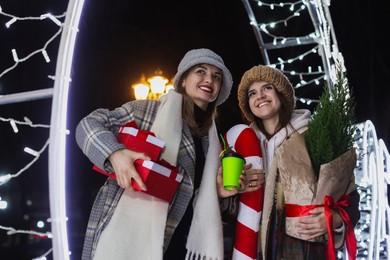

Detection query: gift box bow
(118, 121), (165, 161)
(92, 121), (183, 202)
(119, 121), (165, 148)
(274, 133), (357, 256)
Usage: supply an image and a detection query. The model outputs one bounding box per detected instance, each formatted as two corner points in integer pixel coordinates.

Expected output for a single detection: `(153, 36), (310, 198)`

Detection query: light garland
(352, 121), (390, 259)
(0, 8), (66, 78)
(0, 5), (64, 257)
(243, 0), (345, 106)
(0, 139), (49, 185)
(0, 1), (81, 259)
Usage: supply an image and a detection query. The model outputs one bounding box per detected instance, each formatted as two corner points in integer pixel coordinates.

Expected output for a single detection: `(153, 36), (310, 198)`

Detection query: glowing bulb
(11, 49), (18, 62)
(10, 119), (18, 133)
(42, 50), (50, 63)
(37, 220), (45, 228)
(24, 147), (39, 157)
(48, 14), (62, 26)
(148, 76), (168, 94)
(5, 17), (17, 28)
(0, 200), (7, 210)
(24, 117), (32, 124)
(133, 83), (149, 100)
(0, 174), (12, 185)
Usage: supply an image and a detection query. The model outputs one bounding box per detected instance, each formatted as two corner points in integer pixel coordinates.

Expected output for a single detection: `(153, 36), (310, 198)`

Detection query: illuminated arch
(353, 120), (390, 259)
(48, 0), (85, 259)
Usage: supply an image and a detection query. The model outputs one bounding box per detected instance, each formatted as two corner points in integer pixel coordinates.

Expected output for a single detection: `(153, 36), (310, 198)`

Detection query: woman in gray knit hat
(227, 65), (361, 259)
(75, 48), (243, 260)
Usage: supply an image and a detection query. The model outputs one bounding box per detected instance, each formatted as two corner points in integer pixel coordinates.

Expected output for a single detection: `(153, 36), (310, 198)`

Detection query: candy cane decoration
(225, 124), (264, 260)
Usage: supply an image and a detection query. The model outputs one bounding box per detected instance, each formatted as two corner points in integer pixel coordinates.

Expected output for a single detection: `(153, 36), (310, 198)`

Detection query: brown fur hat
(237, 65), (295, 123)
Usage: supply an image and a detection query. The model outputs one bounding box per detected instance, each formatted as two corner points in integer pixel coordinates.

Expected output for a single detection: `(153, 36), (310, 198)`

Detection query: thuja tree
(304, 65), (357, 178)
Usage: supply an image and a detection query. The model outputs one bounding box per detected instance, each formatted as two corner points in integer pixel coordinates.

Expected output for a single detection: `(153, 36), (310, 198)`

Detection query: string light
(245, 0), (345, 105)
(353, 121), (390, 259)
(0, 3), (72, 259)
(0, 224), (51, 238)
(0, 116), (50, 129)
(0, 9), (65, 78)
(0, 139), (50, 187)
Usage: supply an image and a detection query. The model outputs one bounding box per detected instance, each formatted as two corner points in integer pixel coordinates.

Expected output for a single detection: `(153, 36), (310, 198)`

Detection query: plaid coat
(76, 99), (202, 259)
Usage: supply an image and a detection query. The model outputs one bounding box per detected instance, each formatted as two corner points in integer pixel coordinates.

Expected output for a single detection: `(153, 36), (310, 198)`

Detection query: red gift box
(93, 159), (182, 202)
(133, 159), (182, 202)
(117, 121), (165, 161)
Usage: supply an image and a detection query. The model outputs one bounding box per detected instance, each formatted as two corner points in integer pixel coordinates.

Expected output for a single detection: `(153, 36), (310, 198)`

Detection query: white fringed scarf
(93, 90), (224, 260)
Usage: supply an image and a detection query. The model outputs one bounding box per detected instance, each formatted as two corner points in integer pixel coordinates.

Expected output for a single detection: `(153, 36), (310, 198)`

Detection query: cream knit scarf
(93, 91), (224, 260)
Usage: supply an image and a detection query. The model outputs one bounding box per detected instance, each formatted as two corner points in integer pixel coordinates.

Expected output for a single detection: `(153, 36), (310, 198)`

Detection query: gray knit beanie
(173, 48), (233, 106)
(238, 65), (295, 123)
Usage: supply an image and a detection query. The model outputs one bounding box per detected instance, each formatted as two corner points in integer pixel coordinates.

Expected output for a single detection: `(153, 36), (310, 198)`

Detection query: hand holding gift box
(93, 159), (182, 202)
(92, 121), (182, 203)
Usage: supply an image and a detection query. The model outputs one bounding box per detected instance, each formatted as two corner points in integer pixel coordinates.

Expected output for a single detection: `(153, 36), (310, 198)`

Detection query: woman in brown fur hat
(234, 65), (360, 259)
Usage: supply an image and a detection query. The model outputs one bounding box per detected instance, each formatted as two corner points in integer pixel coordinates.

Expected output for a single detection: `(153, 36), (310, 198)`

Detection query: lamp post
(132, 69), (173, 100)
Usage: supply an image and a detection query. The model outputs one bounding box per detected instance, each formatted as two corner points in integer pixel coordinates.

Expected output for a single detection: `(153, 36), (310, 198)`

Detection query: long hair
(175, 69), (217, 137)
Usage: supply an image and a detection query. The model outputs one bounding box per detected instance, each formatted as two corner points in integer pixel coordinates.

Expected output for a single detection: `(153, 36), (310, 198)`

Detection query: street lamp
(132, 69), (173, 100)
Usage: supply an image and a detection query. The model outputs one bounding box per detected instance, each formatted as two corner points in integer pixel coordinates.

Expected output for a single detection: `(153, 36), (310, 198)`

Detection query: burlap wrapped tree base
(274, 132), (357, 242)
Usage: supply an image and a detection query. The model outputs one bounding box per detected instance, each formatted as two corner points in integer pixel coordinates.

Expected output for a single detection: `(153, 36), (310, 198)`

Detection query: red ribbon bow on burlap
(324, 194), (357, 260)
(285, 194), (357, 260)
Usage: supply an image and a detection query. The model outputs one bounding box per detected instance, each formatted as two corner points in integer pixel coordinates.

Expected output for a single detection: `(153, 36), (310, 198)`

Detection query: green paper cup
(222, 152), (245, 190)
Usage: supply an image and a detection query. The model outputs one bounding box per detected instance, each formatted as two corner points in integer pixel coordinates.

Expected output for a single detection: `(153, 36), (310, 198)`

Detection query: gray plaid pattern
(76, 99), (199, 259)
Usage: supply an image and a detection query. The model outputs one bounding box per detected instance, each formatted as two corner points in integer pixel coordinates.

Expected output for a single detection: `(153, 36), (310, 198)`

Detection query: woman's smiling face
(248, 81), (281, 122)
(182, 64), (222, 110)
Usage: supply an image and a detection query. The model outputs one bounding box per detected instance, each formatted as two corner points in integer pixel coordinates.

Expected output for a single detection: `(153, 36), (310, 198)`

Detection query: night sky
(0, 0), (389, 259)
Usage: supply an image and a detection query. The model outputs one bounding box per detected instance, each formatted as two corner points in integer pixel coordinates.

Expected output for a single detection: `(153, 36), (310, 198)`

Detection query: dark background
(0, 0), (389, 259)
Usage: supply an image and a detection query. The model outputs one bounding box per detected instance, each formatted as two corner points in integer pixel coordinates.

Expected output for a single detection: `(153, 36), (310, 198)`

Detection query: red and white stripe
(225, 124), (264, 260)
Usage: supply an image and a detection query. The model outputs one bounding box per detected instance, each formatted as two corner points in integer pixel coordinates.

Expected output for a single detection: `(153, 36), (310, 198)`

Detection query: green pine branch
(304, 65), (357, 178)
